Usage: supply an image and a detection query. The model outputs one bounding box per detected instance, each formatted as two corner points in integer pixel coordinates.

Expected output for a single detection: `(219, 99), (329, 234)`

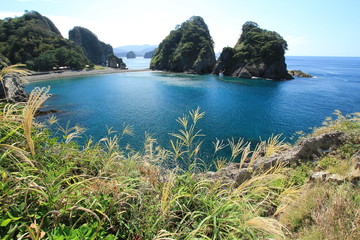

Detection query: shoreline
(25, 67), (153, 82)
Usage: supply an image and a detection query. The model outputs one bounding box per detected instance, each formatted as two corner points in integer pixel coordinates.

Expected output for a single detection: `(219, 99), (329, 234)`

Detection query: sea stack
(213, 22), (293, 80)
(150, 16), (216, 74)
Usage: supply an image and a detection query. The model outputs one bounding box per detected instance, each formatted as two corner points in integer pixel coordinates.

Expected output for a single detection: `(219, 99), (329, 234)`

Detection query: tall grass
(1, 92), (359, 239)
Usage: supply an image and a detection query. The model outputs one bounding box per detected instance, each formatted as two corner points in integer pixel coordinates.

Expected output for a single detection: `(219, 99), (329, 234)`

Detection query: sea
(26, 56), (360, 159)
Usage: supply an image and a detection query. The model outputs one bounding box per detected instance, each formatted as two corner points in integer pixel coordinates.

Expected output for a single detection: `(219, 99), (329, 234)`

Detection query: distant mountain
(114, 44), (157, 57)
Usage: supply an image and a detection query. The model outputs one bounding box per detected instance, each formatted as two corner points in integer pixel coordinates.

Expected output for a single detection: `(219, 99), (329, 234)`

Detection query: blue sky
(2, 0), (360, 56)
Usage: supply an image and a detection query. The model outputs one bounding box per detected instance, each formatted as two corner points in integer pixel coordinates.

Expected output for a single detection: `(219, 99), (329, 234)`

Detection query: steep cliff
(69, 27), (113, 66)
(213, 22), (293, 80)
(150, 16), (216, 74)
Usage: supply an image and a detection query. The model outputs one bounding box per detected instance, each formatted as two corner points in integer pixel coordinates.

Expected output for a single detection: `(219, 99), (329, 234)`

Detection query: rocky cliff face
(150, 16), (216, 74)
(69, 27), (113, 66)
(213, 22), (293, 80)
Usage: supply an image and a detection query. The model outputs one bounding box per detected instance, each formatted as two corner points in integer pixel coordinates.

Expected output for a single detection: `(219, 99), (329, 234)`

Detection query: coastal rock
(288, 70), (313, 78)
(0, 75), (28, 103)
(69, 26), (113, 66)
(126, 51), (136, 59)
(35, 109), (59, 116)
(150, 16), (216, 74)
(108, 55), (127, 69)
(204, 131), (345, 187)
(212, 22), (293, 80)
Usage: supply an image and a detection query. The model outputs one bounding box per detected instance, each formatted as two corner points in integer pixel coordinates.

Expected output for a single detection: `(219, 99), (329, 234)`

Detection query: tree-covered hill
(213, 21), (293, 80)
(0, 11), (90, 71)
(150, 16), (216, 74)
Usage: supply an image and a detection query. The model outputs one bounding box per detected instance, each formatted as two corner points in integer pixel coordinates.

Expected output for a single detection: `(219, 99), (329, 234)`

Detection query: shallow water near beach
(26, 56), (360, 159)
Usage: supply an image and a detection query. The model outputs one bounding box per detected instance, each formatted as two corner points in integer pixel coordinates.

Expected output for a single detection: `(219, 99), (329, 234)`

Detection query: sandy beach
(26, 67), (152, 82)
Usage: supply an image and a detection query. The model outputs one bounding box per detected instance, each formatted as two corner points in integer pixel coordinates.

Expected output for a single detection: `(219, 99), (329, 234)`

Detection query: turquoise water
(26, 57), (360, 157)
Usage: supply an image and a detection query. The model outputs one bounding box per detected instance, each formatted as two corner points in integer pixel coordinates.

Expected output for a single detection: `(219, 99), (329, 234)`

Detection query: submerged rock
(288, 70), (313, 78)
(150, 16), (216, 74)
(213, 22), (293, 80)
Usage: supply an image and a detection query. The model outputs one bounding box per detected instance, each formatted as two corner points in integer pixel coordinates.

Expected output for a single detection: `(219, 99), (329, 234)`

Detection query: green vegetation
(150, 16), (216, 74)
(69, 26), (114, 66)
(0, 85), (359, 239)
(213, 21), (292, 80)
(234, 21), (288, 65)
(0, 11), (90, 71)
(26, 47), (90, 71)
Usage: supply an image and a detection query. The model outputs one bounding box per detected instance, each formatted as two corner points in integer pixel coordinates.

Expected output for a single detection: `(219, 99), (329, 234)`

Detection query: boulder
(0, 75), (28, 103)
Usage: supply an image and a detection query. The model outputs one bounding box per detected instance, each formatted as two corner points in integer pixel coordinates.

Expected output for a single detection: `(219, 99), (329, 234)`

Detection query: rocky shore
(26, 67), (151, 82)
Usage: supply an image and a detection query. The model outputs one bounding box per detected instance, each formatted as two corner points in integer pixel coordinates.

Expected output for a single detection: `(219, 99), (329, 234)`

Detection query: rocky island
(126, 51), (136, 59)
(150, 16), (216, 74)
(213, 22), (293, 80)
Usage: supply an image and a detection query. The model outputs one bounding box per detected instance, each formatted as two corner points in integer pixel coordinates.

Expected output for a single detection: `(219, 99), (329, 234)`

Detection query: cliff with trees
(213, 22), (293, 80)
(150, 16), (216, 74)
(69, 26), (114, 66)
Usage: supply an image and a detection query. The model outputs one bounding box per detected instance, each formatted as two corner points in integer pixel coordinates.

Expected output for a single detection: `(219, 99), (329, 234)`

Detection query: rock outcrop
(288, 70), (313, 78)
(0, 75), (28, 103)
(108, 55), (126, 69)
(69, 27), (113, 66)
(150, 16), (216, 74)
(212, 22), (293, 80)
(204, 131), (345, 187)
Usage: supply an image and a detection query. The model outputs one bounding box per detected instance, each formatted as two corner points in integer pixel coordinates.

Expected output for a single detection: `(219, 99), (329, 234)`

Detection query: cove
(26, 57), (360, 158)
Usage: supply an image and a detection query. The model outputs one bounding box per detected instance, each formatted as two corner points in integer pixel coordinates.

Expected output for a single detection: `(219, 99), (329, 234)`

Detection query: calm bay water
(26, 56), (360, 157)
